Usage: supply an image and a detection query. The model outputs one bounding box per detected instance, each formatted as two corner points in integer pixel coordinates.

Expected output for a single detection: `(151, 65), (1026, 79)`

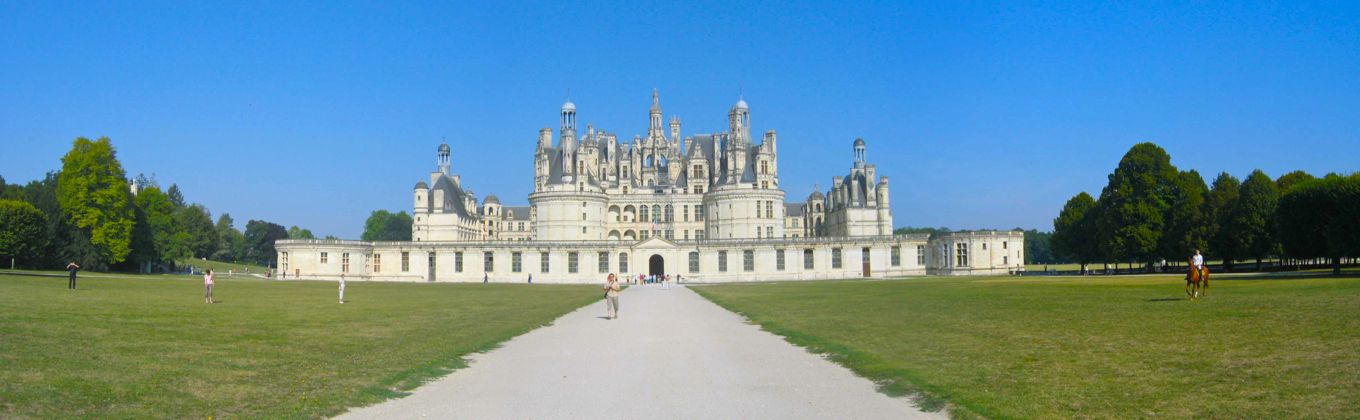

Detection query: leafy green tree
(1159, 170), (1210, 265)
(362, 210), (413, 241)
(0, 199), (48, 267)
(1052, 192), (1099, 273)
(1206, 172), (1242, 269)
(1275, 170), (1315, 194)
(166, 184), (185, 208)
(1229, 170), (1280, 270)
(287, 226), (315, 239)
(57, 137), (135, 267)
(1276, 173), (1360, 274)
(244, 220), (288, 266)
(211, 214), (246, 262)
(0, 175), (24, 200)
(19, 171), (84, 268)
(1095, 143), (1179, 271)
(178, 204), (217, 258)
(1022, 229), (1054, 265)
(383, 212), (412, 241)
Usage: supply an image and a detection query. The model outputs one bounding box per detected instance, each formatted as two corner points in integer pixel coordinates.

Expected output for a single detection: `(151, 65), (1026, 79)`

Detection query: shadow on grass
(1146, 297), (1186, 302)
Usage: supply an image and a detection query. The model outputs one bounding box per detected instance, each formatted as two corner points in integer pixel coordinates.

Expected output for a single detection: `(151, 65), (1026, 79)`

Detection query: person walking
(65, 261), (80, 290)
(338, 274), (346, 304)
(603, 273), (621, 320)
(204, 269), (215, 304)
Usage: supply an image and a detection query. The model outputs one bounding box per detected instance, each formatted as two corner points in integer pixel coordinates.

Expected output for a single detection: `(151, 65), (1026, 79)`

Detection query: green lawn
(693, 274), (1360, 419)
(0, 273), (599, 418)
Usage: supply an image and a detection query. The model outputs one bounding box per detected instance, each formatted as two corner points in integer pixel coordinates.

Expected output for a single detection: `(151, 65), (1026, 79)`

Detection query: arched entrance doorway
(649, 254), (664, 277)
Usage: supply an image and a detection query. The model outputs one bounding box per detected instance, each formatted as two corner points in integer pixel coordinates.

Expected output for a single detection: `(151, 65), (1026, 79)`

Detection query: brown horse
(1186, 264), (1210, 300)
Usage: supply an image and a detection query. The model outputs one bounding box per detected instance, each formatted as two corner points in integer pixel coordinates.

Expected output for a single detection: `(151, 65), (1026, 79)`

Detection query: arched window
(646, 155), (654, 167)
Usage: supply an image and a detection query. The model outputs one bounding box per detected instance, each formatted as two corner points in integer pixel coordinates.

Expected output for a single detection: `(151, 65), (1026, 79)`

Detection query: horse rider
(1187, 249), (1205, 280)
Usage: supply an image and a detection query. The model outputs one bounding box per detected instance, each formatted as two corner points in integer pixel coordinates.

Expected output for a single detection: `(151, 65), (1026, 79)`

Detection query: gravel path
(338, 284), (943, 419)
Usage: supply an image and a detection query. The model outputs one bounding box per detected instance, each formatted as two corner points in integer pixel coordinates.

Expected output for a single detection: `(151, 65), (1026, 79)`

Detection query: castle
(276, 92), (1022, 283)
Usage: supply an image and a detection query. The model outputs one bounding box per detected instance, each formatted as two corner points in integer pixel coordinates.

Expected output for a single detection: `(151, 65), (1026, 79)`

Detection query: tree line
(0, 137), (317, 272)
(1050, 142), (1359, 274)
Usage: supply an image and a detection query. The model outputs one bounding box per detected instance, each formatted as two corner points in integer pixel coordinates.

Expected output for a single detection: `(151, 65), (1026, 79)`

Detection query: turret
(853, 137), (867, 168)
(414, 181), (429, 213)
(437, 143), (452, 175)
(649, 89), (663, 135)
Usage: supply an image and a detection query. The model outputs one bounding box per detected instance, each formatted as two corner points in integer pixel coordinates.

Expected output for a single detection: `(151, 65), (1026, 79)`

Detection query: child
(204, 269), (215, 304)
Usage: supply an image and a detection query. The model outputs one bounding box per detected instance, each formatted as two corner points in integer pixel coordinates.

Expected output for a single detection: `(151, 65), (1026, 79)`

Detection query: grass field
(0, 273), (599, 418)
(693, 274), (1360, 418)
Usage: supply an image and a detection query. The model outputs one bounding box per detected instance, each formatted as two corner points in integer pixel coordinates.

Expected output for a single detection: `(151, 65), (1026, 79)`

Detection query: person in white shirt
(1188, 250), (1205, 280)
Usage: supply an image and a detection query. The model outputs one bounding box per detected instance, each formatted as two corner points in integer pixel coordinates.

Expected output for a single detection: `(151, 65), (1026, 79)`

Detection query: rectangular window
(641, 230), (649, 240)
(484, 251), (494, 272)
(341, 252), (348, 273)
(541, 252), (550, 273)
(512, 252), (522, 273)
(684, 230), (690, 240)
(804, 249), (814, 269)
(982, 243), (988, 250)
(401, 252), (410, 272)
(765, 201), (773, 218)
(1003, 241), (1008, 249)
(718, 251), (728, 272)
(1004, 255), (1009, 265)
(665, 230), (673, 240)
(891, 246), (901, 267)
(956, 243), (969, 266)
(455, 252), (464, 272)
(689, 252), (700, 272)
(598, 251), (609, 273)
(743, 250), (754, 272)
(619, 253), (628, 273)
(683, 205), (689, 221)
(695, 204), (705, 221)
(282, 252), (290, 273)
(832, 248), (842, 269)
(917, 245), (926, 265)
(320, 252), (328, 264)
(696, 230), (705, 241)
(776, 249), (786, 271)
(761, 180), (769, 189)
(374, 253), (382, 273)
(766, 226), (773, 238)
(568, 252), (578, 273)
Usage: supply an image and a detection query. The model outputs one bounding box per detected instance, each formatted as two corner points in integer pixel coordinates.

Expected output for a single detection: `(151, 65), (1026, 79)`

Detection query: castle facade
(276, 92), (1022, 283)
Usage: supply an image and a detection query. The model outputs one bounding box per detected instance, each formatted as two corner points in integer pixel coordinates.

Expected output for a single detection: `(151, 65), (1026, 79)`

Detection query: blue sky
(2, 1), (1357, 239)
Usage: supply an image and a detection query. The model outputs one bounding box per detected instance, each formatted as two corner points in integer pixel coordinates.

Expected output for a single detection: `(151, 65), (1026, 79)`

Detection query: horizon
(3, 2), (1357, 239)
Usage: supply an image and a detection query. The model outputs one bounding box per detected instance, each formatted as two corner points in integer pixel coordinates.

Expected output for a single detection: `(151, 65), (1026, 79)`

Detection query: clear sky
(2, 1), (1357, 239)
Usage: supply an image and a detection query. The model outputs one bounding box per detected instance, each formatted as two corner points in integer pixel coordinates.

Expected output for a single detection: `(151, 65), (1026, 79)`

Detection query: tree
(1275, 170), (1315, 194)
(1276, 173), (1360, 274)
(1052, 192), (1099, 273)
(166, 184), (185, 208)
(382, 212), (412, 241)
(1022, 229), (1054, 265)
(1095, 143), (1180, 270)
(244, 220), (288, 266)
(362, 210), (413, 241)
(287, 225), (315, 239)
(130, 185), (178, 270)
(1206, 172), (1242, 270)
(178, 204), (217, 258)
(1229, 170), (1280, 270)
(57, 137), (135, 267)
(21, 171), (84, 269)
(0, 199), (48, 267)
(1159, 170), (1210, 265)
(212, 214), (246, 262)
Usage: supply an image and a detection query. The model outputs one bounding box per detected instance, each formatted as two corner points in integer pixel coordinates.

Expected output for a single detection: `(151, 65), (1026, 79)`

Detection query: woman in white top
(604, 274), (621, 320)
(203, 269), (215, 304)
